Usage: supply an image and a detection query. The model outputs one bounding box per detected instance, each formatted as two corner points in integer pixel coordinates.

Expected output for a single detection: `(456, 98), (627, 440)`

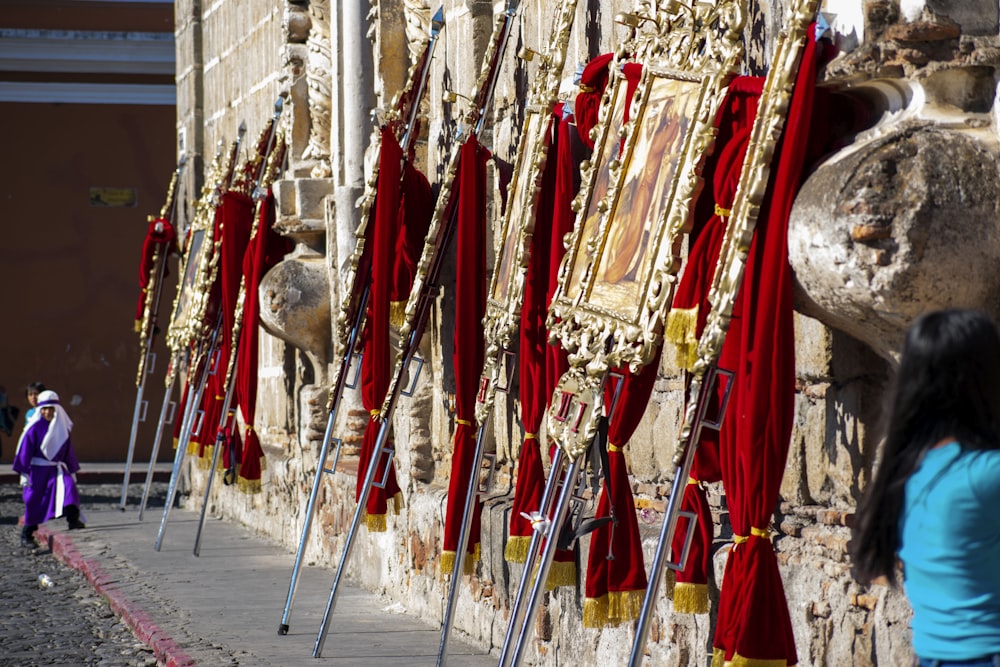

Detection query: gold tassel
(186, 440), (200, 456)
(712, 648), (727, 667)
(389, 300), (408, 329)
(730, 655), (788, 667)
(364, 511), (387, 532)
(504, 535), (532, 563)
(172, 436), (179, 451)
(545, 560), (576, 590)
(673, 582), (709, 614)
(665, 306), (699, 371)
(583, 595), (609, 628)
(441, 550), (457, 575)
(391, 492), (404, 514)
(237, 477), (262, 494)
(608, 589), (645, 625)
(133, 320), (142, 333)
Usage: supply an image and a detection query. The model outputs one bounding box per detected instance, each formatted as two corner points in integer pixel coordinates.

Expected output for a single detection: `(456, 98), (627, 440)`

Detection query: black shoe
(68, 520), (85, 530)
(20, 536), (34, 548)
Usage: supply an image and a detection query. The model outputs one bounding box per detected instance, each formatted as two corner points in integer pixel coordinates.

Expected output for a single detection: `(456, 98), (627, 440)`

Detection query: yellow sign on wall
(89, 187), (137, 207)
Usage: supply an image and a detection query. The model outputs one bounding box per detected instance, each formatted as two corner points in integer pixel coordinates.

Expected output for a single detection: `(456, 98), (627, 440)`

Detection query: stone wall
(175, 1), (1000, 665)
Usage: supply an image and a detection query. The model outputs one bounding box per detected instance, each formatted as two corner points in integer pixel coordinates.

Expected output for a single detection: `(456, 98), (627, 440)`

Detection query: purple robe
(12, 418), (81, 525)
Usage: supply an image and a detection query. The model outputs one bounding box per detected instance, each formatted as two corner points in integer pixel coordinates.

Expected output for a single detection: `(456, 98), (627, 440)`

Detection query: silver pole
(508, 455), (583, 667)
(192, 362), (238, 557)
(628, 375), (712, 666)
(436, 420), (489, 666)
(279, 284), (367, 635)
(627, 448), (697, 666)
(139, 359), (180, 521)
(278, 408), (343, 635)
(156, 325), (220, 551)
(313, 415), (394, 657)
(496, 447), (564, 667)
(120, 368), (149, 510)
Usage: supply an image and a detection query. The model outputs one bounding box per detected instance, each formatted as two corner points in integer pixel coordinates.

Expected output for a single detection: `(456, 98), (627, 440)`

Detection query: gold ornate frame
(476, 0), (579, 424)
(546, 1), (747, 457)
(164, 147), (229, 355)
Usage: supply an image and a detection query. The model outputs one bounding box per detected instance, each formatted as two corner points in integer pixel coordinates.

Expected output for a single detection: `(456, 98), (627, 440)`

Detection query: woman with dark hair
(851, 309), (1000, 666)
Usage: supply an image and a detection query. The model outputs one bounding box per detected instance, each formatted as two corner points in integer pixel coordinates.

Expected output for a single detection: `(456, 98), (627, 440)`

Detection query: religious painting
(560, 73), (628, 304)
(489, 110), (546, 311)
(587, 73), (703, 320)
(544, 0), (747, 456)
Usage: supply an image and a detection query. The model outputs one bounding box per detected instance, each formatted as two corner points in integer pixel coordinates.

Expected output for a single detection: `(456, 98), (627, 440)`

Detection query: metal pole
(139, 359), (180, 521)
(313, 414), (394, 657)
(278, 407), (343, 635)
(628, 375), (713, 666)
(508, 455), (583, 667)
(192, 362), (238, 557)
(120, 365), (149, 510)
(436, 420), (489, 666)
(155, 325), (220, 551)
(627, 445), (698, 667)
(279, 284), (367, 635)
(496, 447), (564, 667)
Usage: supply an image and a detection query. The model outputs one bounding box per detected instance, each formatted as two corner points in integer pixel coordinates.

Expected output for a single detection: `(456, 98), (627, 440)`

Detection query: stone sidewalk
(38, 497), (495, 666)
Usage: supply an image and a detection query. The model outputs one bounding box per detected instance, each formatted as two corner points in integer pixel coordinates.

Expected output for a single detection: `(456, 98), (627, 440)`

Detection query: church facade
(166, 1), (1000, 664)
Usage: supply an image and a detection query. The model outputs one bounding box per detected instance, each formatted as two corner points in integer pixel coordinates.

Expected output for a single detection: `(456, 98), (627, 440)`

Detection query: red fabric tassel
(356, 128), (406, 524)
(134, 217), (177, 327)
(441, 136), (489, 572)
(713, 30), (821, 666)
(583, 350), (659, 627)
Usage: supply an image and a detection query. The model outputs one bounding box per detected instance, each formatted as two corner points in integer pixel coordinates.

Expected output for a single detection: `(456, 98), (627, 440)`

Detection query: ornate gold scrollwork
(546, 0), (747, 457)
(476, 0), (581, 425)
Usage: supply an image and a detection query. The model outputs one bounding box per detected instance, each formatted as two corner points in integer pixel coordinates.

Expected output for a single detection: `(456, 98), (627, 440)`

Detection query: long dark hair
(850, 309), (1000, 585)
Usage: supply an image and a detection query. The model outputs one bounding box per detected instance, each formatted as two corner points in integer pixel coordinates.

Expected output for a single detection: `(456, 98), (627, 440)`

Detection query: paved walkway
(37, 491), (494, 666)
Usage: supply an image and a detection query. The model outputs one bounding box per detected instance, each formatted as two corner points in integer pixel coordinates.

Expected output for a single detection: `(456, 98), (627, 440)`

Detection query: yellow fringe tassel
(545, 560), (576, 590)
(673, 582), (709, 614)
(711, 649), (791, 667)
(237, 476), (262, 494)
(440, 542), (481, 576)
(186, 440), (200, 456)
(362, 493), (405, 533)
(583, 595), (609, 628)
(731, 655), (790, 667)
(389, 300), (407, 329)
(504, 535), (532, 564)
(608, 589), (645, 625)
(665, 306), (699, 371)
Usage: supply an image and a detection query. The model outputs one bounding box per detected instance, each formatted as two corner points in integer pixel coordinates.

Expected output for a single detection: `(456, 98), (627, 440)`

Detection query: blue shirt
(900, 443), (1000, 660)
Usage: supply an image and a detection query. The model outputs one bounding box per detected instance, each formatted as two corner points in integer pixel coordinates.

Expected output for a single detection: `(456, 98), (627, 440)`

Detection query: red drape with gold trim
(190, 192), (254, 464)
(583, 348), (660, 627)
(441, 136), (489, 574)
(665, 79), (762, 614)
(135, 217), (177, 331)
(505, 109), (559, 567)
(574, 54), (614, 150)
(712, 32), (820, 667)
(543, 103), (588, 584)
(389, 149), (434, 329)
(234, 189), (291, 491)
(357, 127), (406, 531)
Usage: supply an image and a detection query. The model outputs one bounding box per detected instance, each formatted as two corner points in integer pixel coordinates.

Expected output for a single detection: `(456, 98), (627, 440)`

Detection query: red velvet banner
(441, 136), (490, 575)
(134, 217), (177, 331)
(235, 190), (291, 492)
(665, 78), (762, 614)
(712, 30), (821, 667)
(583, 348), (660, 628)
(357, 128), (406, 530)
(506, 109), (558, 567)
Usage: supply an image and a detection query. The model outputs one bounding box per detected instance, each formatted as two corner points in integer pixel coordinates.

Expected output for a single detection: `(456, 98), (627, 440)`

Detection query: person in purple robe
(13, 390), (85, 548)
